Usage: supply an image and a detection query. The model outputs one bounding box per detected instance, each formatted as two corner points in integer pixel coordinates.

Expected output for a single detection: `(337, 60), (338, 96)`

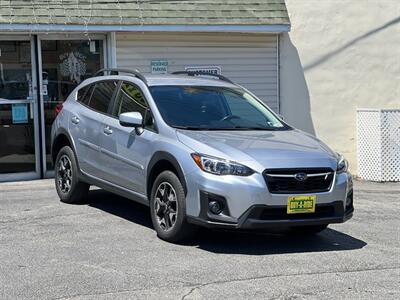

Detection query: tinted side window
(88, 81), (118, 114)
(112, 82), (148, 118)
(77, 84), (94, 105)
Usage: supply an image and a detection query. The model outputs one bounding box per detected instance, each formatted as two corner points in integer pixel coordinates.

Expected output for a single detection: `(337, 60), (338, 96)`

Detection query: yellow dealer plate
(287, 195), (316, 214)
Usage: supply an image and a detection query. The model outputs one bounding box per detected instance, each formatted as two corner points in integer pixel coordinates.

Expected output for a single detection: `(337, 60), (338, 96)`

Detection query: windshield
(149, 86), (289, 130)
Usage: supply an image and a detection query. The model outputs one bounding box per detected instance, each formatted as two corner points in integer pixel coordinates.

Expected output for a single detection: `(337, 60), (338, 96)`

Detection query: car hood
(176, 129), (338, 172)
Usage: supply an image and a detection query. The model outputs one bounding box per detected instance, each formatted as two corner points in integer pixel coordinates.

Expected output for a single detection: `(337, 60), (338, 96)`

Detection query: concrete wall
(280, 0), (400, 173)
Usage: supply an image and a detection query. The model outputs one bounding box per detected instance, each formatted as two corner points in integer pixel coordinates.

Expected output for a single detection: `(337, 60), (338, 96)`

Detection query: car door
(69, 80), (118, 177)
(98, 81), (158, 194)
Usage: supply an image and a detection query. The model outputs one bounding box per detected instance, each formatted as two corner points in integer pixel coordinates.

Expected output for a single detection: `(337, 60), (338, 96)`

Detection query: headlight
(191, 153), (254, 176)
(337, 154), (349, 173)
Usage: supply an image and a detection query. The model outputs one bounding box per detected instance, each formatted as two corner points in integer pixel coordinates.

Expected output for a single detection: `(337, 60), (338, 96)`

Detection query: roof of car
(87, 73), (238, 88)
(144, 74), (237, 88)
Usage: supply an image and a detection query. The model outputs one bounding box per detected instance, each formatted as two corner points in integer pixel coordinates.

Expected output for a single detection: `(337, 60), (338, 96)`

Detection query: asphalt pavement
(0, 179), (399, 299)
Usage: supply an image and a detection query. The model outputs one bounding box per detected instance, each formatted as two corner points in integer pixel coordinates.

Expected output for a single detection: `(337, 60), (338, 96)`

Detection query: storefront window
(0, 41), (36, 174)
(0, 104), (36, 173)
(41, 40), (104, 171)
(0, 41), (32, 101)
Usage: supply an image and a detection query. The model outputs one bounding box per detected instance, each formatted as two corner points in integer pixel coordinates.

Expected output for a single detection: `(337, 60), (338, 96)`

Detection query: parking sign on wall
(151, 60), (168, 74)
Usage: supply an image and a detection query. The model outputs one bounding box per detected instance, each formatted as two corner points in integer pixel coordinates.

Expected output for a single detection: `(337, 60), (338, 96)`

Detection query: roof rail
(171, 71), (234, 84)
(94, 68), (147, 85)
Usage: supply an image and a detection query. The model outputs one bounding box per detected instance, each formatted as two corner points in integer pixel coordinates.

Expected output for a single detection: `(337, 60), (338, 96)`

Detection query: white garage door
(116, 33), (279, 111)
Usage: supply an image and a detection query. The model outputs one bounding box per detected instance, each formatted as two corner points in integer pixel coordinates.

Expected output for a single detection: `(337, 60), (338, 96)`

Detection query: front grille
(263, 168), (334, 194)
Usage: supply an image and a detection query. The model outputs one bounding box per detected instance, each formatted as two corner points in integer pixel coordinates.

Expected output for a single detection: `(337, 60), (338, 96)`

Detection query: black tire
(54, 146), (89, 204)
(288, 224), (328, 235)
(150, 171), (197, 243)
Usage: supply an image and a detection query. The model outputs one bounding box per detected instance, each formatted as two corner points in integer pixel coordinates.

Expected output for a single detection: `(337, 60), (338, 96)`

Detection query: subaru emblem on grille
(294, 173), (308, 181)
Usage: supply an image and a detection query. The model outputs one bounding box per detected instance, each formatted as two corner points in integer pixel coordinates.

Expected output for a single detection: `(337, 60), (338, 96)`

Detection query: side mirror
(119, 112), (143, 127)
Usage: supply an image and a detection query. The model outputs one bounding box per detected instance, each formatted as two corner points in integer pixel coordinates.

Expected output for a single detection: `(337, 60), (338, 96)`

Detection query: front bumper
(185, 168), (353, 230)
(187, 201), (353, 229)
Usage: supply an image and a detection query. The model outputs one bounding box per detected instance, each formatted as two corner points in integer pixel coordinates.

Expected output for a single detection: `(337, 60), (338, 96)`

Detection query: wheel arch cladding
(147, 152), (188, 200)
(52, 128), (79, 165)
(52, 131), (72, 165)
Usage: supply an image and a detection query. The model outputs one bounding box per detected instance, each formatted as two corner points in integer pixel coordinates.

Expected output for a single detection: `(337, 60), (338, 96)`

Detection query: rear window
(77, 84), (93, 105)
(87, 81), (118, 114)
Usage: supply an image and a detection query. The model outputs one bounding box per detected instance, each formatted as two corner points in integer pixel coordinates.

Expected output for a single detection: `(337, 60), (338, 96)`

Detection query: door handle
(103, 126), (113, 135)
(71, 116), (80, 124)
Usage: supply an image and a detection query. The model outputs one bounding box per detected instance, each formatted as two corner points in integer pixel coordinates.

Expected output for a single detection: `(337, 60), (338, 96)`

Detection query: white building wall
(280, 0), (400, 173)
(116, 32), (279, 111)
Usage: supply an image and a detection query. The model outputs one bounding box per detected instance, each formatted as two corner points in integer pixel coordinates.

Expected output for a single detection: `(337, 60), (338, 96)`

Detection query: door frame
(0, 35), (41, 182)
(37, 33), (108, 178)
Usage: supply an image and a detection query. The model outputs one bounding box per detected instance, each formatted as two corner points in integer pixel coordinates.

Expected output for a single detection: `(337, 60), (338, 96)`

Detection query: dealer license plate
(287, 195), (316, 214)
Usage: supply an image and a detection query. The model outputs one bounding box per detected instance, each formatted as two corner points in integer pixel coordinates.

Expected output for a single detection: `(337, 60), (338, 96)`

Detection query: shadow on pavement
(192, 228), (367, 255)
(87, 189), (367, 255)
(87, 189), (152, 229)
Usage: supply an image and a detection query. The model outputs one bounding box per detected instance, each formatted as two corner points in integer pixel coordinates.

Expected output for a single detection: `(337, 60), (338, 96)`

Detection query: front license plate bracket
(287, 196), (316, 214)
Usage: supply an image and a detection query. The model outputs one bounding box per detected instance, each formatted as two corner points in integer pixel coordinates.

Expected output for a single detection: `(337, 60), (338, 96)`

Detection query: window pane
(224, 91), (266, 125)
(0, 103), (36, 173)
(0, 41), (36, 175)
(113, 83), (148, 118)
(150, 86), (285, 130)
(0, 41), (32, 101)
(89, 81), (118, 114)
(149, 86), (225, 127)
(77, 84), (92, 105)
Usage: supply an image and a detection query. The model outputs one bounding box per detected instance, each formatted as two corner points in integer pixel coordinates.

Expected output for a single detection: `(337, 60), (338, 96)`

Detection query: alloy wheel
(154, 182), (178, 231)
(57, 154), (72, 194)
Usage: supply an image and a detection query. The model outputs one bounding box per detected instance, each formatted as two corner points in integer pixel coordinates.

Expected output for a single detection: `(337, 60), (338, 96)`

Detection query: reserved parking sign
(151, 60), (168, 74)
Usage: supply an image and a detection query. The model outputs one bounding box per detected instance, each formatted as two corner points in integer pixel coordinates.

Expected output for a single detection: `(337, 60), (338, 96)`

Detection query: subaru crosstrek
(51, 69), (353, 242)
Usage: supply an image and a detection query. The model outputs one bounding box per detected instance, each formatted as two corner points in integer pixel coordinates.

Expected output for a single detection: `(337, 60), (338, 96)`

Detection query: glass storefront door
(0, 35), (106, 181)
(39, 37), (105, 176)
(0, 38), (40, 181)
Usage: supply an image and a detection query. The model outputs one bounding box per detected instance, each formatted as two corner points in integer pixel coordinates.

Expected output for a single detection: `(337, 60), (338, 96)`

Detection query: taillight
(54, 103), (63, 117)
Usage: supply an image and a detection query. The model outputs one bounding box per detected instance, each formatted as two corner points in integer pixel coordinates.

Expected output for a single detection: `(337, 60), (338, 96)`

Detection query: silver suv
(51, 69), (353, 242)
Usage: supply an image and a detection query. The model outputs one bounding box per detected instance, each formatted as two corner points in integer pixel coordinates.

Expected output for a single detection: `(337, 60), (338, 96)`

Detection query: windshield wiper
(174, 126), (281, 131)
(173, 126), (208, 130)
(230, 126), (279, 131)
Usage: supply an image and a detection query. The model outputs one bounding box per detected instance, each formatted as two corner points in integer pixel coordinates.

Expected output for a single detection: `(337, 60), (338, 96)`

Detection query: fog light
(209, 201), (223, 215)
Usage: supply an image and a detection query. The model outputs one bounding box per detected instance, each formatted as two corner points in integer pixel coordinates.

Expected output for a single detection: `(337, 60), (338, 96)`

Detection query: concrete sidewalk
(0, 179), (399, 299)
